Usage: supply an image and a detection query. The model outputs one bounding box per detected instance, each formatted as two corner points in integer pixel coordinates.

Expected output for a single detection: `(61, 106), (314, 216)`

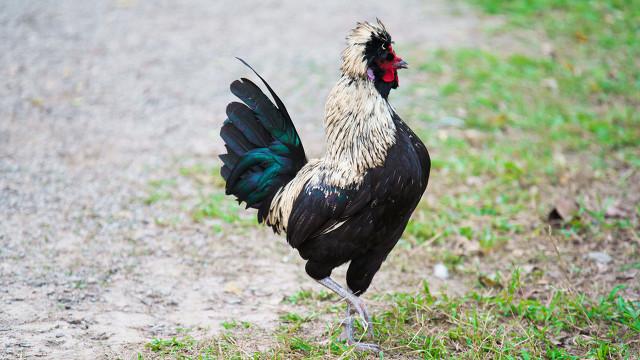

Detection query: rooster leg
(316, 277), (368, 327)
(317, 277), (380, 352)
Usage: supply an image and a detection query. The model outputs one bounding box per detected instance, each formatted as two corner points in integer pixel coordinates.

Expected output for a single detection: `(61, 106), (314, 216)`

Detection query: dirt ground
(0, 1), (507, 359)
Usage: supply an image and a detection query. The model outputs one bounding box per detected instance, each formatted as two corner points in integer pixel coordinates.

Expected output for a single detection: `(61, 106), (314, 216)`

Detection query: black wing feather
(286, 179), (372, 248)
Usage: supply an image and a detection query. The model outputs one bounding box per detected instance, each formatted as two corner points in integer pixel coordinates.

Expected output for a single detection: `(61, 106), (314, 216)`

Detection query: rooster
(219, 20), (430, 351)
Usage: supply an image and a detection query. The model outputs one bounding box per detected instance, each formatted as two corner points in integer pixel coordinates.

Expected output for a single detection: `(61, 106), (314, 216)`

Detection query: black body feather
(287, 113), (430, 295)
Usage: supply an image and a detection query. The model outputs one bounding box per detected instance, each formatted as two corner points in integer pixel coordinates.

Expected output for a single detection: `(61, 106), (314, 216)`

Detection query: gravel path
(0, 1), (488, 358)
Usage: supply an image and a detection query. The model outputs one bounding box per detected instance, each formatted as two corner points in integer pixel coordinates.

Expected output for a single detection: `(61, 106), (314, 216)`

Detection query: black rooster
(219, 20), (430, 351)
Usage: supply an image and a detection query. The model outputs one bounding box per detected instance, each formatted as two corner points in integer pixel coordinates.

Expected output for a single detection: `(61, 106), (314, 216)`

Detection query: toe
(351, 342), (381, 353)
(366, 323), (374, 337)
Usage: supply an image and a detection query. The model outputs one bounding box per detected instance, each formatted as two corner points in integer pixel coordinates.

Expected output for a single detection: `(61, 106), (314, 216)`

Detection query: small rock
(223, 281), (243, 296)
(587, 252), (612, 264)
(433, 263), (449, 280)
(46, 338), (65, 346)
(617, 270), (638, 280)
(605, 205), (626, 218)
(548, 199), (578, 223)
(224, 297), (242, 305)
(542, 77), (558, 92)
(541, 42), (556, 58)
(91, 332), (110, 340)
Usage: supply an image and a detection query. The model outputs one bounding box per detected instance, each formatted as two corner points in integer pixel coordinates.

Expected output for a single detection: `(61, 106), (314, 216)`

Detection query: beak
(394, 58), (408, 69)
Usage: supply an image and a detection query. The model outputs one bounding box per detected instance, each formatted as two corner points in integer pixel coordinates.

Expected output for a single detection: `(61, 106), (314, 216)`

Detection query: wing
(286, 177), (373, 248)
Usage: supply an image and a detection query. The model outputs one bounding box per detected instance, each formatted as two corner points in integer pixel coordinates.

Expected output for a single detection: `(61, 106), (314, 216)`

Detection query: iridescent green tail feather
(219, 59), (307, 222)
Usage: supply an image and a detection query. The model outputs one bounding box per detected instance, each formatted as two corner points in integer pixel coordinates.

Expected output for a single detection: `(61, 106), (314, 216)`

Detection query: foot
(347, 340), (381, 353)
(344, 305), (378, 352)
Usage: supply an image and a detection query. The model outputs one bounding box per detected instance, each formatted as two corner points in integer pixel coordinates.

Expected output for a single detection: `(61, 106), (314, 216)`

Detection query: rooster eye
(386, 53), (394, 61)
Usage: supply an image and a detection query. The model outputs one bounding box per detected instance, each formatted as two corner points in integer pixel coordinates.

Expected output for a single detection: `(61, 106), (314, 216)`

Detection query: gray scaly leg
(317, 277), (380, 352)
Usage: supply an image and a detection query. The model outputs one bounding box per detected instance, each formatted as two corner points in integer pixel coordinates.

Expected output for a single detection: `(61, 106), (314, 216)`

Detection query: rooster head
(341, 19), (408, 96)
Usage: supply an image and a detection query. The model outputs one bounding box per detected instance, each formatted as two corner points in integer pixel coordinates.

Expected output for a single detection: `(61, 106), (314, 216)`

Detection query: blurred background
(1, 0), (638, 358)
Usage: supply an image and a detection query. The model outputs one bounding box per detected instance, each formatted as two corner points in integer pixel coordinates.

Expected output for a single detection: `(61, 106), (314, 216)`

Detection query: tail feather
(219, 59), (307, 222)
(230, 79), (300, 148)
(220, 121), (254, 156)
(226, 102), (271, 147)
(234, 57), (296, 142)
(220, 165), (231, 181)
(219, 152), (239, 167)
(219, 152), (240, 181)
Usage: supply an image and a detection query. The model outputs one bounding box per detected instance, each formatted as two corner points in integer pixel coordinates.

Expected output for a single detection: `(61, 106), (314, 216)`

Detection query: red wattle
(382, 68), (396, 82)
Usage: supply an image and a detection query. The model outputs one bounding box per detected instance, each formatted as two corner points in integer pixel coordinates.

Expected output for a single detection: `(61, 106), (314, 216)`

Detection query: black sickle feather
(235, 57), (294, 127)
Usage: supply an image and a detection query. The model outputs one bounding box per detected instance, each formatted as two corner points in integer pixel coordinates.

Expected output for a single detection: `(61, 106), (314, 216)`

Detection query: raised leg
(317, 277), (380, 352)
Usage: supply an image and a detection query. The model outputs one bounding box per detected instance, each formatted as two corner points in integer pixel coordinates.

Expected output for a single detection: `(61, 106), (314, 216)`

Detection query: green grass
(140, 1), (639, 358)
(144, 162), (257, 228)
(284, 289), (336, 305)
(145, 178), (177, 205)
(140, 276), (638, 359)
(369, 279), (639, 359)
(441, 0), (639, 157)
(145, 336), (196, 356)
(395, 1), (639, 357)
(183, 164), (256, 226)
(399, 0), (639, 259)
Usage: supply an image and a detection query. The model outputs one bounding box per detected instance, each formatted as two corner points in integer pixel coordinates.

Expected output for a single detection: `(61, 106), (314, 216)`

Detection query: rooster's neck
(321, 76), (397, 185)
